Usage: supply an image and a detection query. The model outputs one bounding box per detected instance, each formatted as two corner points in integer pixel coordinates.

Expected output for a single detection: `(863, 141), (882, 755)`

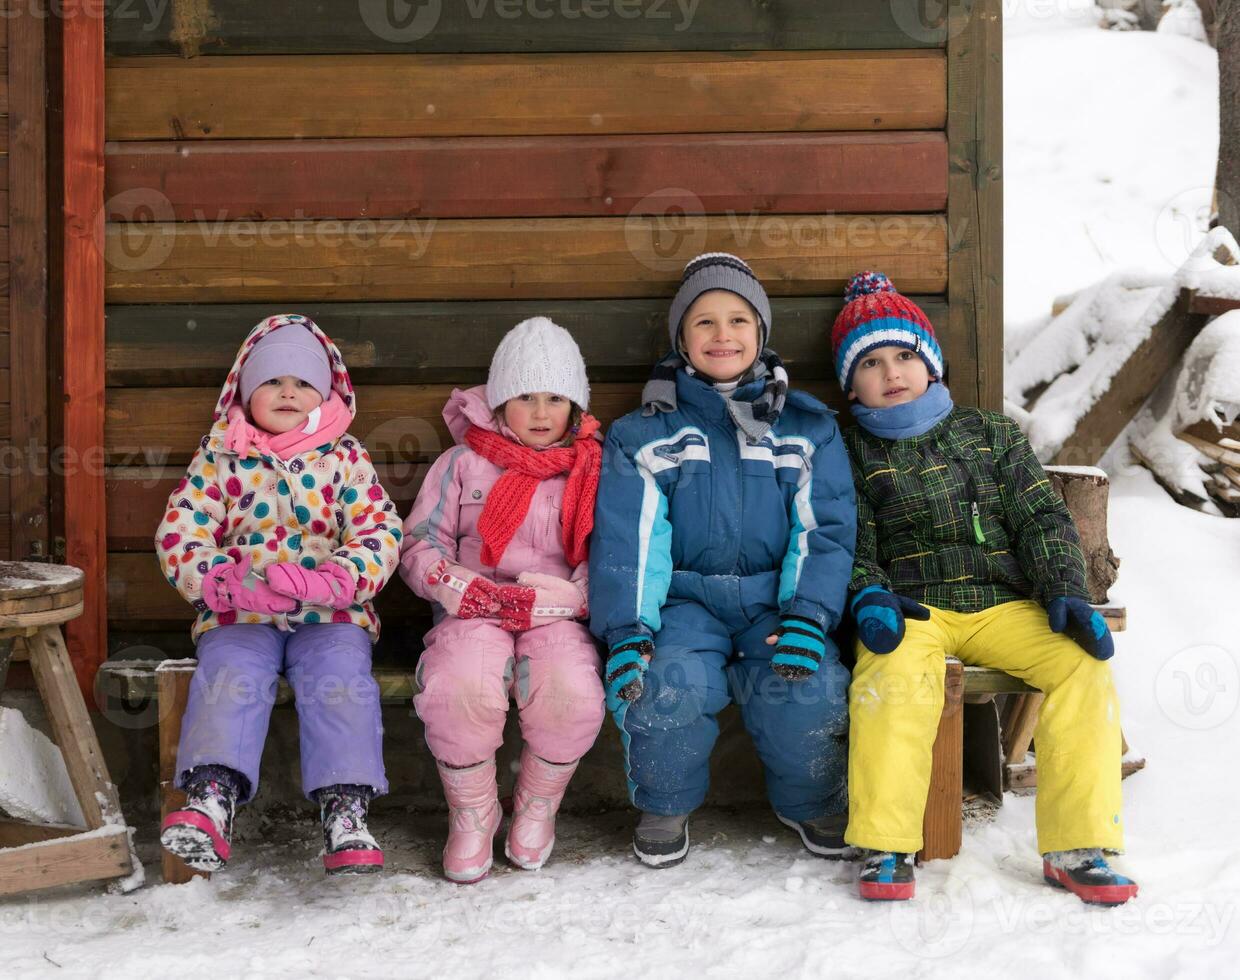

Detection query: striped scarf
(640, 349), (789, 444)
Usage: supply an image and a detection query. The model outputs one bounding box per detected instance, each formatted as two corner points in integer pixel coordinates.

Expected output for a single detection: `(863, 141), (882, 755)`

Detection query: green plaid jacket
(843, 407), (1090, 613)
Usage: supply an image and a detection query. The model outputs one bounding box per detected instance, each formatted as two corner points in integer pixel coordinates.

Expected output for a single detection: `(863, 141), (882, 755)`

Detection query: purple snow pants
(174, 623), (387, 802)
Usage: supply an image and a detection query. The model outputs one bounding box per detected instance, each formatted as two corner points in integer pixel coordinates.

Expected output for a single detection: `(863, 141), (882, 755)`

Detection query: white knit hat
(485, 317), (590, 410)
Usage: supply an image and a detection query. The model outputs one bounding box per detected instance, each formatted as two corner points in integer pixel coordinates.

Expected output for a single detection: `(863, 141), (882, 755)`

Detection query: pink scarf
(224, 391), (353, 461)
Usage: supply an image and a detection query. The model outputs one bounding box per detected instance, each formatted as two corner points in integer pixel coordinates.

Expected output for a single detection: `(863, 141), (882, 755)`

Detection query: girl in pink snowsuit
(400, 317), (606, 882)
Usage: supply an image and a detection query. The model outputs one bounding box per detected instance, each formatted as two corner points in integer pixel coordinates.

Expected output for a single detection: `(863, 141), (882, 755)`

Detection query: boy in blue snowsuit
(589, 253), (857, 867)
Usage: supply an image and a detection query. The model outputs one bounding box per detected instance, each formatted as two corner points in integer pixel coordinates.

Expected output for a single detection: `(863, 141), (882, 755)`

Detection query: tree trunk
(1219, 1), (1240, 234)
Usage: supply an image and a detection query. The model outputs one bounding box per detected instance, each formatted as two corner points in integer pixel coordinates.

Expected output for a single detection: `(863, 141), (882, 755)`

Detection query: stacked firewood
(1177, 421), (1240, 515)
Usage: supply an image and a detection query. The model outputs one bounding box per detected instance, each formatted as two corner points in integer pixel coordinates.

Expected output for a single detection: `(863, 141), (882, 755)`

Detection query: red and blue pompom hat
(830, 271), (944, 394)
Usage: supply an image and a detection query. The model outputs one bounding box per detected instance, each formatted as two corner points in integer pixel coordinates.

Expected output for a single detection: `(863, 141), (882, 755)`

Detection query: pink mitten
(202, 555), (297, 615)
(265, 561), (357, 610)
(424, 558), (502, 619)
(512, 571), (589, 629)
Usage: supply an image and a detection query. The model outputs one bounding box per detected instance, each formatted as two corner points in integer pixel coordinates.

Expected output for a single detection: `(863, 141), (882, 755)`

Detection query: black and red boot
(858, 850), (915, 901)
(1043, 849), (1138, 906)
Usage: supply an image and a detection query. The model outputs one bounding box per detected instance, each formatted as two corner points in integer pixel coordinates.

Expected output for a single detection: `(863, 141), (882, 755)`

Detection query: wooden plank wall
(99, 1), (1001, 659)
(0, 9), (11, 558)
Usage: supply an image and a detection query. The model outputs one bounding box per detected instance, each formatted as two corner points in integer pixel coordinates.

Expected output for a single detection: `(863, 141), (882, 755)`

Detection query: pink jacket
(399, 386), (588, 608)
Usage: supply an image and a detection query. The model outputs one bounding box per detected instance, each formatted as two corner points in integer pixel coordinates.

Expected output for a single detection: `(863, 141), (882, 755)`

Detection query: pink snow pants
(413, 616), (605, 767)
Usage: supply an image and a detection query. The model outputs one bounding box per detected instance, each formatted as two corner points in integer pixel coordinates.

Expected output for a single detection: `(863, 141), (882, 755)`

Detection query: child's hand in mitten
(1047, 596), (1114, 661)
(202, 555), (297, 615)
(765, 616), (828, 680)
(423, 558), (502, 619)
(265, 561), (357, 610)
(508, 571), (589, 629)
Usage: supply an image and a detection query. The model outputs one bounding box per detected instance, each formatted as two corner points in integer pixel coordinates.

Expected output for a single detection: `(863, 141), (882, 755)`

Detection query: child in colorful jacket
(833, 272), (1137, 905)
(400, 317), (605, 883)
(589, 253), (857, 868)
(155, 314), (401, 876)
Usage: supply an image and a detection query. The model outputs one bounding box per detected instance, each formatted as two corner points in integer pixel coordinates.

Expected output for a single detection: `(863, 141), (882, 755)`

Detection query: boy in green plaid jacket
(831, 272), (1137, 906)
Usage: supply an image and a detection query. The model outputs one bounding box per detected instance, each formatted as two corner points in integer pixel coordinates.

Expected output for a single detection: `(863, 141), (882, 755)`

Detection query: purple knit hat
(239, 323), (333, 404)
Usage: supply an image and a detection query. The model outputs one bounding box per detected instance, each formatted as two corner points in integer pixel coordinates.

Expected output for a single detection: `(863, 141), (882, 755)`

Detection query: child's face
(849, 346), (932, 408)
(680, 290), (760, 383)
(502, 393), (573, 448)
(248, 375), (324, 434)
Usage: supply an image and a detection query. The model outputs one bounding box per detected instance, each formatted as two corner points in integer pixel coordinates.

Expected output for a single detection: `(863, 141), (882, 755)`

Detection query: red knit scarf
(465, 414), (602, 568)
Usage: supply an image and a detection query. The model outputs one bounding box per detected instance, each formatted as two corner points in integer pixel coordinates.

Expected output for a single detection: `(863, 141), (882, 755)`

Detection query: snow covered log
(1045, 466), (1120, 603)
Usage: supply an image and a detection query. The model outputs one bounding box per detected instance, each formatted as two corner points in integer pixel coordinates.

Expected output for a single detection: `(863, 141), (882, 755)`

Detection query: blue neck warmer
(850, 382), (954, 441)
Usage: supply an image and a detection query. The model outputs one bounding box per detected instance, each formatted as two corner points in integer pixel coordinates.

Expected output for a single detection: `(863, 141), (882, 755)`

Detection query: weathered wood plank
(104, 132), (949, 219)
(104, 297), (953, 386)
(8, 0), (50, 565)
(105, 51), (947, 140)
(920, 657), (964, 861)
(105, 380), (840, 466)
(0, 826), (131, 896)
(103, 0), (948, 57)
(58, 1), (109, 697)
(1050, 292), (1209, 466)
(103, 214), (948, 303)
(946, 0), (1003, 411)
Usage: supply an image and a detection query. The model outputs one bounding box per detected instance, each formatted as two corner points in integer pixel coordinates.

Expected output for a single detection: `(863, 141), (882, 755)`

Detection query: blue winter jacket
(589, 369), (857, 648)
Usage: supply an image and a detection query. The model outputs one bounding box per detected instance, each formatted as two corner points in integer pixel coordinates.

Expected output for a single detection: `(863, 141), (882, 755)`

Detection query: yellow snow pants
(846, 599), (1125, 855)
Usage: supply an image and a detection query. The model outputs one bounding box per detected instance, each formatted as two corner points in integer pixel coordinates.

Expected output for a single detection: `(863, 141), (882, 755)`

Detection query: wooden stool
(0, 562), (138, 895)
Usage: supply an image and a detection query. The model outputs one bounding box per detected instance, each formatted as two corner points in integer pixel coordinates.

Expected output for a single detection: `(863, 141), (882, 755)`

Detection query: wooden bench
(98, 603), (1138, 883)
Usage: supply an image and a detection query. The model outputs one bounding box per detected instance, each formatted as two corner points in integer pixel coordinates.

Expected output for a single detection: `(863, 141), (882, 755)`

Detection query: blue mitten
(851, 585), (930, 655)
(1047, 597), (1114, 661)
(605, 636), (654, 707)
(770, 616), (827, 680)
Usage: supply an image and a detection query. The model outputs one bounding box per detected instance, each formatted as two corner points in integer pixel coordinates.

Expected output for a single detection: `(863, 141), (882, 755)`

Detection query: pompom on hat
(830, 271), (944, 393)
(485, 316), (590, 410)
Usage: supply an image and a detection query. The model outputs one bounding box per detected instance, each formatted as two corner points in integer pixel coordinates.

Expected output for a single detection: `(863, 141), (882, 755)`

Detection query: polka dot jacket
(154, 314), (402, 643)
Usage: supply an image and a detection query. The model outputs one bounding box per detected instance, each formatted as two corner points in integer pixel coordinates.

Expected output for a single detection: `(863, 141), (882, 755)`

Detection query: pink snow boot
(437, 759), (503, 884)
(160, 765), (239, 872)
(505, 750), (578, 871)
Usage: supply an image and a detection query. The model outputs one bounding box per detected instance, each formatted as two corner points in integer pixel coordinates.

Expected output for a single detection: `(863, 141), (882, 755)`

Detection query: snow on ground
(4, 6), (1239, 979)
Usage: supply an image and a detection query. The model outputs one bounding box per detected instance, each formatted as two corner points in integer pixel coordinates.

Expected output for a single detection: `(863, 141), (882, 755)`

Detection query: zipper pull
(971, 502), (986, 544)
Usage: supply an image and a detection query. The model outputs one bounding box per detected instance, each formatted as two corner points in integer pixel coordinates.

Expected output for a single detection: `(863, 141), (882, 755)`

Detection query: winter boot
(1043, 849), (1139, 906)
(633, 812), (690, 868)
(316, 784), (384, 875)
(776, 811), (851, 859)
(437, 759), (504, 884)
(160, 764), (242, 872)
(858, 850), (916, 901)
(504, 750), (578, 871)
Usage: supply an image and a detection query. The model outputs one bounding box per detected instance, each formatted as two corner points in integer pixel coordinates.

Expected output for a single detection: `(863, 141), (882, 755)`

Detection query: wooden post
(920, 657), (964, 862)
(56, 1), (108, 700)
(158, 662), (209, 884)
(8, 0), (51, 565)
(947, 0), (1004, 410)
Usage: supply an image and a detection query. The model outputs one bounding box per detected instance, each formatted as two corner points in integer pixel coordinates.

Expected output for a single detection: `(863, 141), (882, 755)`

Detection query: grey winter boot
(633, 812), (690, 868)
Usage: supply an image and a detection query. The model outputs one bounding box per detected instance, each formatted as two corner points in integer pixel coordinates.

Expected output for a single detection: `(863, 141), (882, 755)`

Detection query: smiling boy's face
(248, 375), (324, 434)
(679, 289), (761, 383)
(849, 345), (932, 408)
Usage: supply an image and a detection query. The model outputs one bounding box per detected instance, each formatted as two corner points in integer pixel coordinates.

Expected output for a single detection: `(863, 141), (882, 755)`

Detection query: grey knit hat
(667, 252), (772, 352)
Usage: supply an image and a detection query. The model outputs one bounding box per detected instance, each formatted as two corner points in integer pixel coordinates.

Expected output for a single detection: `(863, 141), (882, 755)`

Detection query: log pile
(1177, 421), (1240, 516)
